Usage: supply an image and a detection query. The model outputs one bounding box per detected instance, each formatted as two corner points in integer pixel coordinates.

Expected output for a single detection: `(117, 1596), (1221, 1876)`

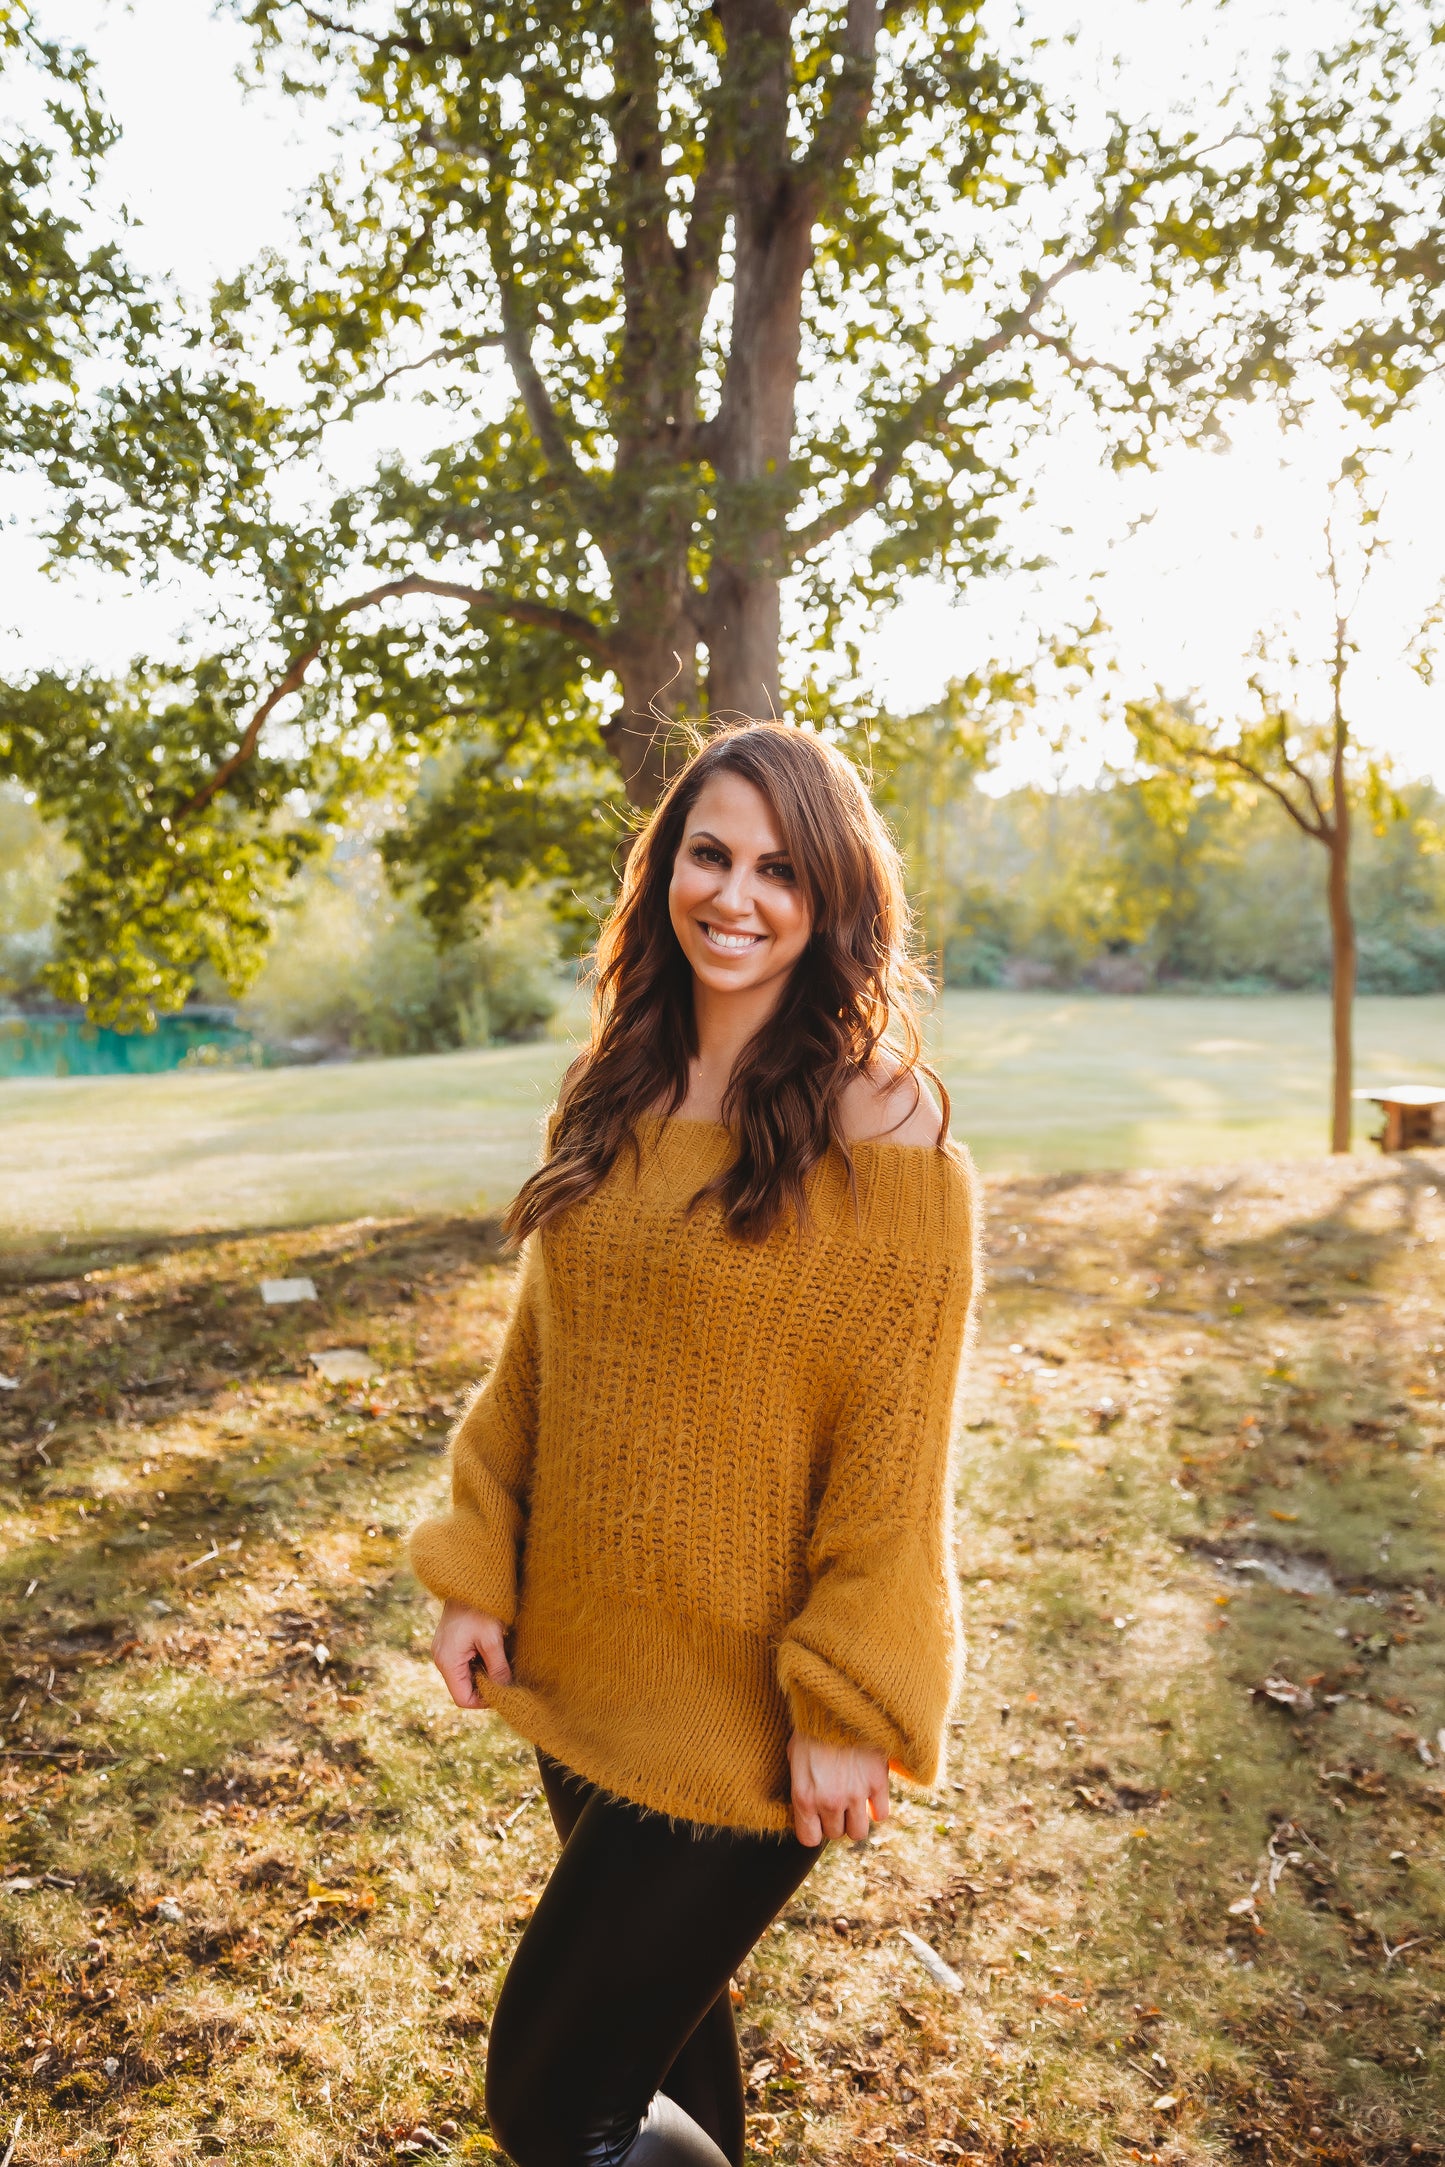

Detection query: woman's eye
(691, 843), (726, 865)
(765, 861), (796, 883)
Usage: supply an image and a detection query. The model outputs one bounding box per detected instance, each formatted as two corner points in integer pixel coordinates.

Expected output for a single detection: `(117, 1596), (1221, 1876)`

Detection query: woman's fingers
(432, 1629), (483, 1708)
(787, 1734), (890, 1847)
(474, 1616), (513, 1686)
(430, 1602), (511, 1707)
(792, 1797), (825, 1847)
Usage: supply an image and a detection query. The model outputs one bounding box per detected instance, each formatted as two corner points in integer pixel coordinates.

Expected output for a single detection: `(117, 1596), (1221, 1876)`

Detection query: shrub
(942, 880), (1019, 987)
(0, 783), (70, 998)
(236, 850), (560, 1057)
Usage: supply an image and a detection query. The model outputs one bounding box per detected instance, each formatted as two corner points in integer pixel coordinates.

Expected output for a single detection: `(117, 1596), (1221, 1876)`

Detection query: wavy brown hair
(505, 721), (944, 1244)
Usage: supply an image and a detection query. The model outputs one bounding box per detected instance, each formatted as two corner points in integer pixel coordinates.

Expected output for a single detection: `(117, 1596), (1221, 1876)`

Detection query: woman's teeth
(702, 925), (762, 951)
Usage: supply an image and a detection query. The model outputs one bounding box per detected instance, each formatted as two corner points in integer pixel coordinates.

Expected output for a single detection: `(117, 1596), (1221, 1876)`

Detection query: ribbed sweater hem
(472, 1685), (798, 1837)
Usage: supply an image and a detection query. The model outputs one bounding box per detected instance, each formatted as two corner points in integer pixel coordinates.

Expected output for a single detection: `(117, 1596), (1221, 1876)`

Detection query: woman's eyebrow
(687, 825), (791, 859)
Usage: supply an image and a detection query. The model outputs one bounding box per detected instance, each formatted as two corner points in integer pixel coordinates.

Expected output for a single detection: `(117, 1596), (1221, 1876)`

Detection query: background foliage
(931, 777), (1445, 993)
(8, 757), (1443, 1046)
(7, 0), (1445, 1025)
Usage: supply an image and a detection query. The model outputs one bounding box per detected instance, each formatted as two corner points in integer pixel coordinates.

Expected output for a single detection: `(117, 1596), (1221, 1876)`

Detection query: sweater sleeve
(408, 1242), (543, 1625)
(775, 1164), (978, 1787)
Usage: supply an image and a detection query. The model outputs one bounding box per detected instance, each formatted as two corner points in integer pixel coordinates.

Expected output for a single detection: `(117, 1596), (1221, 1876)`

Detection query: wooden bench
(1353, 1084), (1445, 1152)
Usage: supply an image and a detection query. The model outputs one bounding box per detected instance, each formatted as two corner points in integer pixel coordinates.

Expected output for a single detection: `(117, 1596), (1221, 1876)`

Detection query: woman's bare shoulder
(837, 1057), (945, 1148)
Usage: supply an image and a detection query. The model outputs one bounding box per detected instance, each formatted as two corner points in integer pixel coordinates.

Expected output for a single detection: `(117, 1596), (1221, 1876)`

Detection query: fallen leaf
(1268, 1511), (1300, 1524)
(1254, 1675), (1316, 1713)
(1153, 2093), (1179, 2112)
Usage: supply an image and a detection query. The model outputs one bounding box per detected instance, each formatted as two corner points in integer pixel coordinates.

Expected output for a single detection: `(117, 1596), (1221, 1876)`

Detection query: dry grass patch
(0, 1156), (1442, 2165)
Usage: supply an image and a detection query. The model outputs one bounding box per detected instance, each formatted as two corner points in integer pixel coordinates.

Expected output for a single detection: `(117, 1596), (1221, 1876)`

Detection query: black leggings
(485, 1755), (818, 2167)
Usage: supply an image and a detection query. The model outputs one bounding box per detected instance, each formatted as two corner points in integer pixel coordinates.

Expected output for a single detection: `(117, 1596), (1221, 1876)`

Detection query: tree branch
(1029, 328), (1133, 385)
(786, 259), (1084, 559)
(1275, 729), (1332, 834)
(328, 333), (504, 424)
(170, 574), (619, 825)
(483, 201), (587, 489)
(1146, 716), (1328, 844)
(280, 2), (424, 53)
(678, 104), (733, 306)
(173, 645), (323, 823)
(794, 0), (881, 196)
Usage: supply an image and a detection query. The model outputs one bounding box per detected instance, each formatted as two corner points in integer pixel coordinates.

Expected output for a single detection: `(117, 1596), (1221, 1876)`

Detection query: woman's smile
(700, 922), (765, 951)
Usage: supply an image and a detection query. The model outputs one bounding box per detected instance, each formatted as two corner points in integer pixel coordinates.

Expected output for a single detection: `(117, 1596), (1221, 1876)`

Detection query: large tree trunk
(702, 561), (783, 718)
(1327, 786), (1355, 1155)
(604, 629), (699, 808)
(600, 0), (877, 773)
(701, 0), (814, 722)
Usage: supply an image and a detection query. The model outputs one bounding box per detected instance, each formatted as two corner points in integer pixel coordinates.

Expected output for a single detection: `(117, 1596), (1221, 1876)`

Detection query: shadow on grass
(945, 1151), (1445, 2164)
(0, 1161), (1441, 2163)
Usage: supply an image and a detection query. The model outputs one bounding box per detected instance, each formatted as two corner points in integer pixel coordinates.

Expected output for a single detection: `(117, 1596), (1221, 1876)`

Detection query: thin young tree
(1128, 458), (1398, 1153)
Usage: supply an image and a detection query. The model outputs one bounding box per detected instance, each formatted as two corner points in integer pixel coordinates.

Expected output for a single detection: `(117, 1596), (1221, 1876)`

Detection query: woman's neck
(676, 975), (786, 1122)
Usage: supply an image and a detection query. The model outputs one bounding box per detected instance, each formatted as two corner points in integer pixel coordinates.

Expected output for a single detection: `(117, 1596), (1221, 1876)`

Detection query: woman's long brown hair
(504, 722), (944, 1244)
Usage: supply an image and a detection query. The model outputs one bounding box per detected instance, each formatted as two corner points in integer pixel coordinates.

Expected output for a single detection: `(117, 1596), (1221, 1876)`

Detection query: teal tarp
(0, 1013), (250, 1079)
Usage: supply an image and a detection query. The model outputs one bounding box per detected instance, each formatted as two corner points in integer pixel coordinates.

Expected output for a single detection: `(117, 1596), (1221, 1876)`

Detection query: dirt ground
(0, 1150), (1442, 2166)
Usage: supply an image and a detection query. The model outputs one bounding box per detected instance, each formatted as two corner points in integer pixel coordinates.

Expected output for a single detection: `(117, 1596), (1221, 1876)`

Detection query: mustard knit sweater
(409, 1114), (980, 1835)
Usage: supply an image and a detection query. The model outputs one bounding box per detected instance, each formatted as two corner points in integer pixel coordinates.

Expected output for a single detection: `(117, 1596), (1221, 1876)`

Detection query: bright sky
(5, 0), (1443, 792)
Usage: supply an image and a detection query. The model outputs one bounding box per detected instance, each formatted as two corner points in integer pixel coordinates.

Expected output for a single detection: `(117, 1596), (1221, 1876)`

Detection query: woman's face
(668, 770), (813, 1003)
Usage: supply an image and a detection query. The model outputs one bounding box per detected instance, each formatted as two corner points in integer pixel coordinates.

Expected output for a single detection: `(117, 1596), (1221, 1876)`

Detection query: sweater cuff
(783, 1680), (870, 1751)
(408, 1508), (518, 1626)
(777, 1641), (918, 1773)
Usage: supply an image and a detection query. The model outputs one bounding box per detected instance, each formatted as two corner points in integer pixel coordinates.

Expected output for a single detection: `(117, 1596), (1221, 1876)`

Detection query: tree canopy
(0, 2), (152, 462)
(7, 0), (1445, 1024)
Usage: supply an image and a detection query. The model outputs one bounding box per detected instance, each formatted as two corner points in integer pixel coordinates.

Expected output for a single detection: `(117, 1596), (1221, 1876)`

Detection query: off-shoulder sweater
(409, 1114), (980, 1835)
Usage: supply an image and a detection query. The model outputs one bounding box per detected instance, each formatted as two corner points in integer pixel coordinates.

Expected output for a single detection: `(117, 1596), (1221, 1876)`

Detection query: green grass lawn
(1, 991), (1442, 1249)
(1, 1156), (1443, 2163)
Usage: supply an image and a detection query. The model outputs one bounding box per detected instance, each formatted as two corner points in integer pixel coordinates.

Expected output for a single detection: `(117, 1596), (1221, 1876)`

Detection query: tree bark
(702, 559), (784, 718)
(700, 3), (803, 719)
(698, 0), (879, 721)
(604, 630), (699, 808)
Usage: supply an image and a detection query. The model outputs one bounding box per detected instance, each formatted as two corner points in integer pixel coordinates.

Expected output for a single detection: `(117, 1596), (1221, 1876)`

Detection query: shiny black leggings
(485, 1755), (818, 2167)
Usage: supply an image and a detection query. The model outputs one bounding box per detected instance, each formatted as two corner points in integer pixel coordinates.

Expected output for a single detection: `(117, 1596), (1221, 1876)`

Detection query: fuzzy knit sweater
(409, 1114), (980, 1835)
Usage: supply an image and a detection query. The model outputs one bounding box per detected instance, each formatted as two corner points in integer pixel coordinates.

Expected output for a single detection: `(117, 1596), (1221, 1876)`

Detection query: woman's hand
(787, 1733), (889, 1847)
(430, 1600), (512, 1708)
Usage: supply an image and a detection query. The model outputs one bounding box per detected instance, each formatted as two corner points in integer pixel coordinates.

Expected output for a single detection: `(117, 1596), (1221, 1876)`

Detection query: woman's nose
(713, 865), (754, 916)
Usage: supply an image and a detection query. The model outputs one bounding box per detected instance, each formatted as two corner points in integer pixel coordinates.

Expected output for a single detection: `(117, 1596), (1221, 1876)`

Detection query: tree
(1127, 458), (1401, 1152)
(0, 2), (152, 463)
(11, 0), (1445, 1023)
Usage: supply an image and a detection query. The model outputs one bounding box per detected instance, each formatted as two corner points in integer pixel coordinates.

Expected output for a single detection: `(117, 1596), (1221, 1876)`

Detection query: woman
(410, 722), (979, 2167)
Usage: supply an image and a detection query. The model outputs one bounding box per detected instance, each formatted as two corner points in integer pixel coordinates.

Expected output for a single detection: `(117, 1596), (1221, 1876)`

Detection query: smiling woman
(668, 770), (813, 1009)
(506, 722), (947, 1251)
(409, 722), (979, 2167)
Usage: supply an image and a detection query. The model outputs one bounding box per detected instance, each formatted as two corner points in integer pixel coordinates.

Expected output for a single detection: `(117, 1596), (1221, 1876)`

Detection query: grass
(2, 992), (1443, 1248)
(0, 1152), (1443, 2165)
